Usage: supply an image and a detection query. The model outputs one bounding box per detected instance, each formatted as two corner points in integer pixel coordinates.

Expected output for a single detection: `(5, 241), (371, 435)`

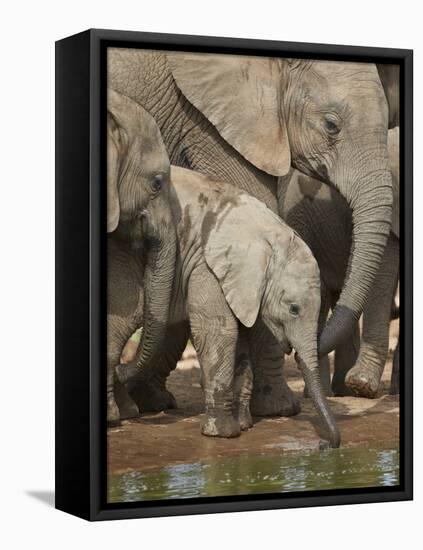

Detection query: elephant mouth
(293, 154), (332, 187)
(281, 336), (293, 355)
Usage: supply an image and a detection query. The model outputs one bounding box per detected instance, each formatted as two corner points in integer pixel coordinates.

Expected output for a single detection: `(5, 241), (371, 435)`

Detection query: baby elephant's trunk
(115, 207), (177, 389)
(295, 352), (341, 448)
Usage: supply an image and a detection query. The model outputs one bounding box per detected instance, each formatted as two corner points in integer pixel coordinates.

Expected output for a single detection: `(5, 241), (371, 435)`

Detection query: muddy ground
(108, 319), (399, 475)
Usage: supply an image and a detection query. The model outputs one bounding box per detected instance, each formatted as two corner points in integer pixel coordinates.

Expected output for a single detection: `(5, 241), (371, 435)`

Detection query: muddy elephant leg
(346, 235), (400, 398)
(107, 314), (140, 425)
(233, 327), (254, 431)
(249, 319), (300, 417)
(390, 341), (400, 395)
(188, 265), (240, 438)
(129, 321), (189, 412)
(331, 321), (360, 396)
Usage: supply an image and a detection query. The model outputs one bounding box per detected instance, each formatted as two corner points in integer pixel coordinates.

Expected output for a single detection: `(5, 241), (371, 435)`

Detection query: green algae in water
(108, 447), (399, 503)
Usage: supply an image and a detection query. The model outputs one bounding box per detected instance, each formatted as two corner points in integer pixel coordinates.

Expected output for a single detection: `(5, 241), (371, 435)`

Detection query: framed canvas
(55, 29), (413, 521)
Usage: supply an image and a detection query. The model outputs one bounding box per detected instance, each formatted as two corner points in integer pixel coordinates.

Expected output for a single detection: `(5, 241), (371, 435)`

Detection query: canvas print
(106, 48), (400, 503)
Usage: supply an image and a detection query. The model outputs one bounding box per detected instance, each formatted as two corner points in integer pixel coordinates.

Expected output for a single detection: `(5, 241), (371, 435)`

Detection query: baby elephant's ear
(204, 196), (274, 327)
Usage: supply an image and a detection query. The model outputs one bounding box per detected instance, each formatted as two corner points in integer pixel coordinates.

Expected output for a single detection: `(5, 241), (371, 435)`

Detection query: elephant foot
(130, 379), (177, 413)
(331, 378), (355, 397)
(390, 343), (400, 395)
(345, 367), (381, 399)
(118, 399), (139, 420)
(389, 381), (400, 395)
(236, 404), (253, 431)
(114, 381), (140, 420)
(201, 412), (241, 438)
(107, 396), (121, 427)
(251, 382), (301, 417)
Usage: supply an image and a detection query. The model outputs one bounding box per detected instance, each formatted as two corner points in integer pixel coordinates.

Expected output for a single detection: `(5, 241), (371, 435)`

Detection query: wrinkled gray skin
(116, 167), (340, 447)
(279, 127), (400, 399)
(346, 126), (400, 397)
(107, 89), (177, 425)
(107, 238), (181, 424)
(109, 50), (393, 357)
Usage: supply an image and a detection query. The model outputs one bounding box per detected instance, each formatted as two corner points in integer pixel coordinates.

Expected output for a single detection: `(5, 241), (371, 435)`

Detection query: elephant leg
(233, 327), (254, 431)
(107, 315), (140, 426)
(107, 364), (120, 426)
(346, 235), (400, 398)
(390, 341), (400, 395)
(188, 265), (240, 438)
(249, 319), (300, 417)
(129, 321), (189, 412)
(331, 321), (360, 396)
(114, 379), (141, 420)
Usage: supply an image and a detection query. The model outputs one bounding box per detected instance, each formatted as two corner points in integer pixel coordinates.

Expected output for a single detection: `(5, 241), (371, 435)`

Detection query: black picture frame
(55, 28), (413, 521)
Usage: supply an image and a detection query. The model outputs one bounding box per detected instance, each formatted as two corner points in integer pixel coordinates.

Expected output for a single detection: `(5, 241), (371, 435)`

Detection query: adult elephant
(109, 49), (393, 355)
(280, 127), (400, 398)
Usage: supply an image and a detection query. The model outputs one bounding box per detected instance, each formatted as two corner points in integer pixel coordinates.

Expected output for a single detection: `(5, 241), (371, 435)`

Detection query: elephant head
(107, 89), (176, 374)
(167, 54), (394, 356)
(203, 193), (340, 448)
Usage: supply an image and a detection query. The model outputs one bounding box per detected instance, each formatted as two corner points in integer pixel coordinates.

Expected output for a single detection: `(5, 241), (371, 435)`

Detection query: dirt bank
(108, 319), (399, 475)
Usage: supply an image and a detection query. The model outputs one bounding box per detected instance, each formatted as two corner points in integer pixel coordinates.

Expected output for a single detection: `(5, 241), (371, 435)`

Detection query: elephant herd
(107, 49), (400, 449)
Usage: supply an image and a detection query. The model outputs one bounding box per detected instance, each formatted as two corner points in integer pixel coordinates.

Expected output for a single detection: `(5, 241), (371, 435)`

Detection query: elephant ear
(167, 53), (290, 177)
(107, 112), (121, 233)
(203, 195), (279, 327)
(377, 64), (400, 128)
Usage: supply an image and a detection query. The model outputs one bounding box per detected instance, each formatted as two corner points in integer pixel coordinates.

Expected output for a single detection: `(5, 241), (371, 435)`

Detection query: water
(108, 447), (399, 503)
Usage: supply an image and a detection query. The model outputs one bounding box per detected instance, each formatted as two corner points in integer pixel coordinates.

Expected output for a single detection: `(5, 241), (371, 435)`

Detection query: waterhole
(108, 446), (399, 503)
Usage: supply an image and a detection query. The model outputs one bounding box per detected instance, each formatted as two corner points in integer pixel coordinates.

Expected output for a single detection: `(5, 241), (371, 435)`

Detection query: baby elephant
(117, 167), (340, 447)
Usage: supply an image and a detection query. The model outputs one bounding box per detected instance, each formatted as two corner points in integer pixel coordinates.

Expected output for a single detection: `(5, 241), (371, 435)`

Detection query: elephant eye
(151, 174), (163, 194)
(324, 116), (341, 136)
(289, 303), (300, 316)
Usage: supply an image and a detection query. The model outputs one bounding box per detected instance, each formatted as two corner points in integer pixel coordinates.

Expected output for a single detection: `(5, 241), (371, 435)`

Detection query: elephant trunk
(116, 213), (176, 388)
(295, 351), (340, 448)
(319, 155), (393, 356)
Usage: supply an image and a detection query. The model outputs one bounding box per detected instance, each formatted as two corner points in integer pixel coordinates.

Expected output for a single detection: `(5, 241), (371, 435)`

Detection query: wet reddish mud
(107, 320), (399, 475)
